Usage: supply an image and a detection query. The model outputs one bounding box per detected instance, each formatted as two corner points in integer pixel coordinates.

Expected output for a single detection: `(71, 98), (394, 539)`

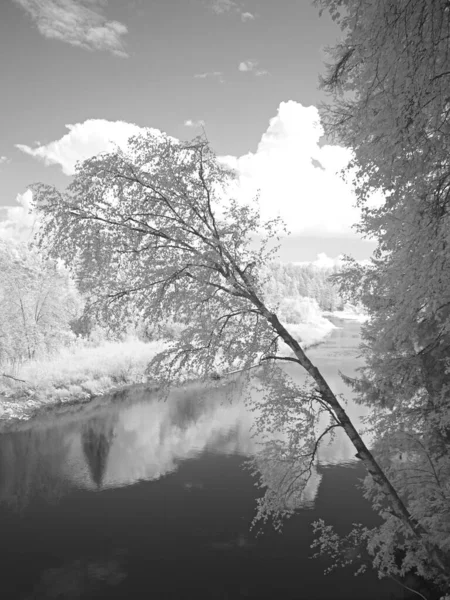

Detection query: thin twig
(1, 373), (27, 384)
(388, 574), (429, 600)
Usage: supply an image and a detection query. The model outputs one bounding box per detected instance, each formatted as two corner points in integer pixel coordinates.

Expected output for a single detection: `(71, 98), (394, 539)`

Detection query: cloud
(0, 156), (9, 165)
(308, 252), (344, 269)
(0, 190), (39, 243)
(13, 0), (128, 57)
(241, 11), (254, 21)
(208, 0), (237, 14)
(238, 59), (258, 72)
(207, 0), (253, 22)
(184, 119), (205, 128)
(194, 71), (224, 83)
(13, 103), (380, 240)
(238, 60), (268, 75)
(294, 253), (344, 269)
(16, 119), (157, 175)
(219, 101), (365, 237)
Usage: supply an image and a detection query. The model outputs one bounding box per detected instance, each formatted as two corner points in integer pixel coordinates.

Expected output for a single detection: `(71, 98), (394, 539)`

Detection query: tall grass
(0, 338), (167, 422)
(0, 303), (339, 424)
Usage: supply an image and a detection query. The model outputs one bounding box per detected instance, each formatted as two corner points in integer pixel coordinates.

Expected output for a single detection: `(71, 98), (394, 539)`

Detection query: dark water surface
(0, 320), (411, 599)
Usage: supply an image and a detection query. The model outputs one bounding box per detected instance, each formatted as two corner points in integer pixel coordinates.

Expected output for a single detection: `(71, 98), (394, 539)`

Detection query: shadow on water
(0, 319), (425, 599)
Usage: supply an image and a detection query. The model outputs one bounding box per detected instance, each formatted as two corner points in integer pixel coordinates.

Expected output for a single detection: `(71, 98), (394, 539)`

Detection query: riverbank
(0, 311), (357, 430)
(0, 338), (167, 429)
(323, 305), (368, 323)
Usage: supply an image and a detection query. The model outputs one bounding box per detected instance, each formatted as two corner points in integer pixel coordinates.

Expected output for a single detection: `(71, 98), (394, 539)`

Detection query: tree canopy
(33, 134), (282, 379)
(0, 240), (81, 366)
(314, 0), (450, 592)
(265, 262), (344, 312)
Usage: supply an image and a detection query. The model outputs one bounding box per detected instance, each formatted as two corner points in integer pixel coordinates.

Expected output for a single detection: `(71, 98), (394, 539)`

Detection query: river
(0, 319), (414, 599)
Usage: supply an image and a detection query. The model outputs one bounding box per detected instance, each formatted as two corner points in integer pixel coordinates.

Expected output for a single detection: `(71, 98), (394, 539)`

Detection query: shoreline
(0, 313), (361, 432)
(0, 379), (158, 434)
(0, 380), (161, 434)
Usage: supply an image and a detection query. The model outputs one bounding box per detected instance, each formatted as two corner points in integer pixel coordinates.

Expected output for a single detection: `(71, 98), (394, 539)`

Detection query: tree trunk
(254, 299), (450, 579)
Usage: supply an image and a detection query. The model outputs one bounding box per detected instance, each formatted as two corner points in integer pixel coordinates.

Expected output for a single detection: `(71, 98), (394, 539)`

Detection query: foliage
(0, 240), (82, 366)
(31, 130), (450, 587)
(32, 132), (285, 379)
(265, 262), (344, 312)
(314, 0), (450, 592)
(246, 368), (334, 532)
(311, 519), (371, 575)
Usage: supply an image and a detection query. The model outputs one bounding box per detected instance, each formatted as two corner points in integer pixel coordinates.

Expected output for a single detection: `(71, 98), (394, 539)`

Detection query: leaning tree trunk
(248, 291), (450, 580)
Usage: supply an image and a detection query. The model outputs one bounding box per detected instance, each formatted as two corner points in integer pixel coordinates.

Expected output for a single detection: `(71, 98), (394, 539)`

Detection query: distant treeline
(0, 238), (346, 368)
(265, 262), (344, 312)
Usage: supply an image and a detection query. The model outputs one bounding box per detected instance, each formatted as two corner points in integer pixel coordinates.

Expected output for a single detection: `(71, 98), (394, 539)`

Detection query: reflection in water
(0, 384), (327, 508)
(254, 456), (323, 510)
(81, 414), (117, 488)
(0, 321), (409, 600)
(208, 533), (256, 551)
(0, 320), (365, 510)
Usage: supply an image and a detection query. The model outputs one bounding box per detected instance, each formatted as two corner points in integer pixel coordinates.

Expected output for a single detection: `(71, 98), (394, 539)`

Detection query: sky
(0, 0), (377, 262)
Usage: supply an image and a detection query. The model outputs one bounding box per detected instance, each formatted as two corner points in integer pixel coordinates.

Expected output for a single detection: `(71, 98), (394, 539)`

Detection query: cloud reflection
(0, 322), (366, 512)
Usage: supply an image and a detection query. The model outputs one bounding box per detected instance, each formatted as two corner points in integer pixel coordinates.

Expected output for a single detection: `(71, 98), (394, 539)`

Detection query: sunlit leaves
(31, 133), (285, 385)
(317, 0), (450, 589)
(0, 241), (82, 365)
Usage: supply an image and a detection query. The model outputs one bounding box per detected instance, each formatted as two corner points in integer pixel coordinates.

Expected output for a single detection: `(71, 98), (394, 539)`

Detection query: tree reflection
(249, 445), (323, 526)
(81, 413), (117, 489)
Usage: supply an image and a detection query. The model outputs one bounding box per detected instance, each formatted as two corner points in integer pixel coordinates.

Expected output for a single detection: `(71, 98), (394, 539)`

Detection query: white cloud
(241, 11), (255, 21)
(238, 60), (268, 76)
(194, 71), (224, 83)
(0, 190), (38, 243)
(12, 103), (380, 241)
(312, 252), (344, 269)
(0, 156), (9, 165)
(293, 253), (344, 269)
(184, 119), (205, 128)
(293, 253), (372, 269)
(13, 0), (128, 57)
(207, 1), (254, 23)
(208, 0), (237, 14)
(238, 59), (258, 72)
(16, 119), (157, 175)
(219, 101), (365, 237)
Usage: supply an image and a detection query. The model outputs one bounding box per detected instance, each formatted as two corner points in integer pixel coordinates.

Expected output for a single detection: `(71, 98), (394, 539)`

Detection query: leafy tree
(265, 262), (344, 311)
(313, 0), (450, 592)
(0, 240), (82, 366)
(31, 131), (450, 587)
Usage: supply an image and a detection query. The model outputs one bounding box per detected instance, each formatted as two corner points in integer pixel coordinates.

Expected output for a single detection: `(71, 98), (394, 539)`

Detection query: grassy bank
(0, 338), (167, 425)
(0, 314), (340, 428)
